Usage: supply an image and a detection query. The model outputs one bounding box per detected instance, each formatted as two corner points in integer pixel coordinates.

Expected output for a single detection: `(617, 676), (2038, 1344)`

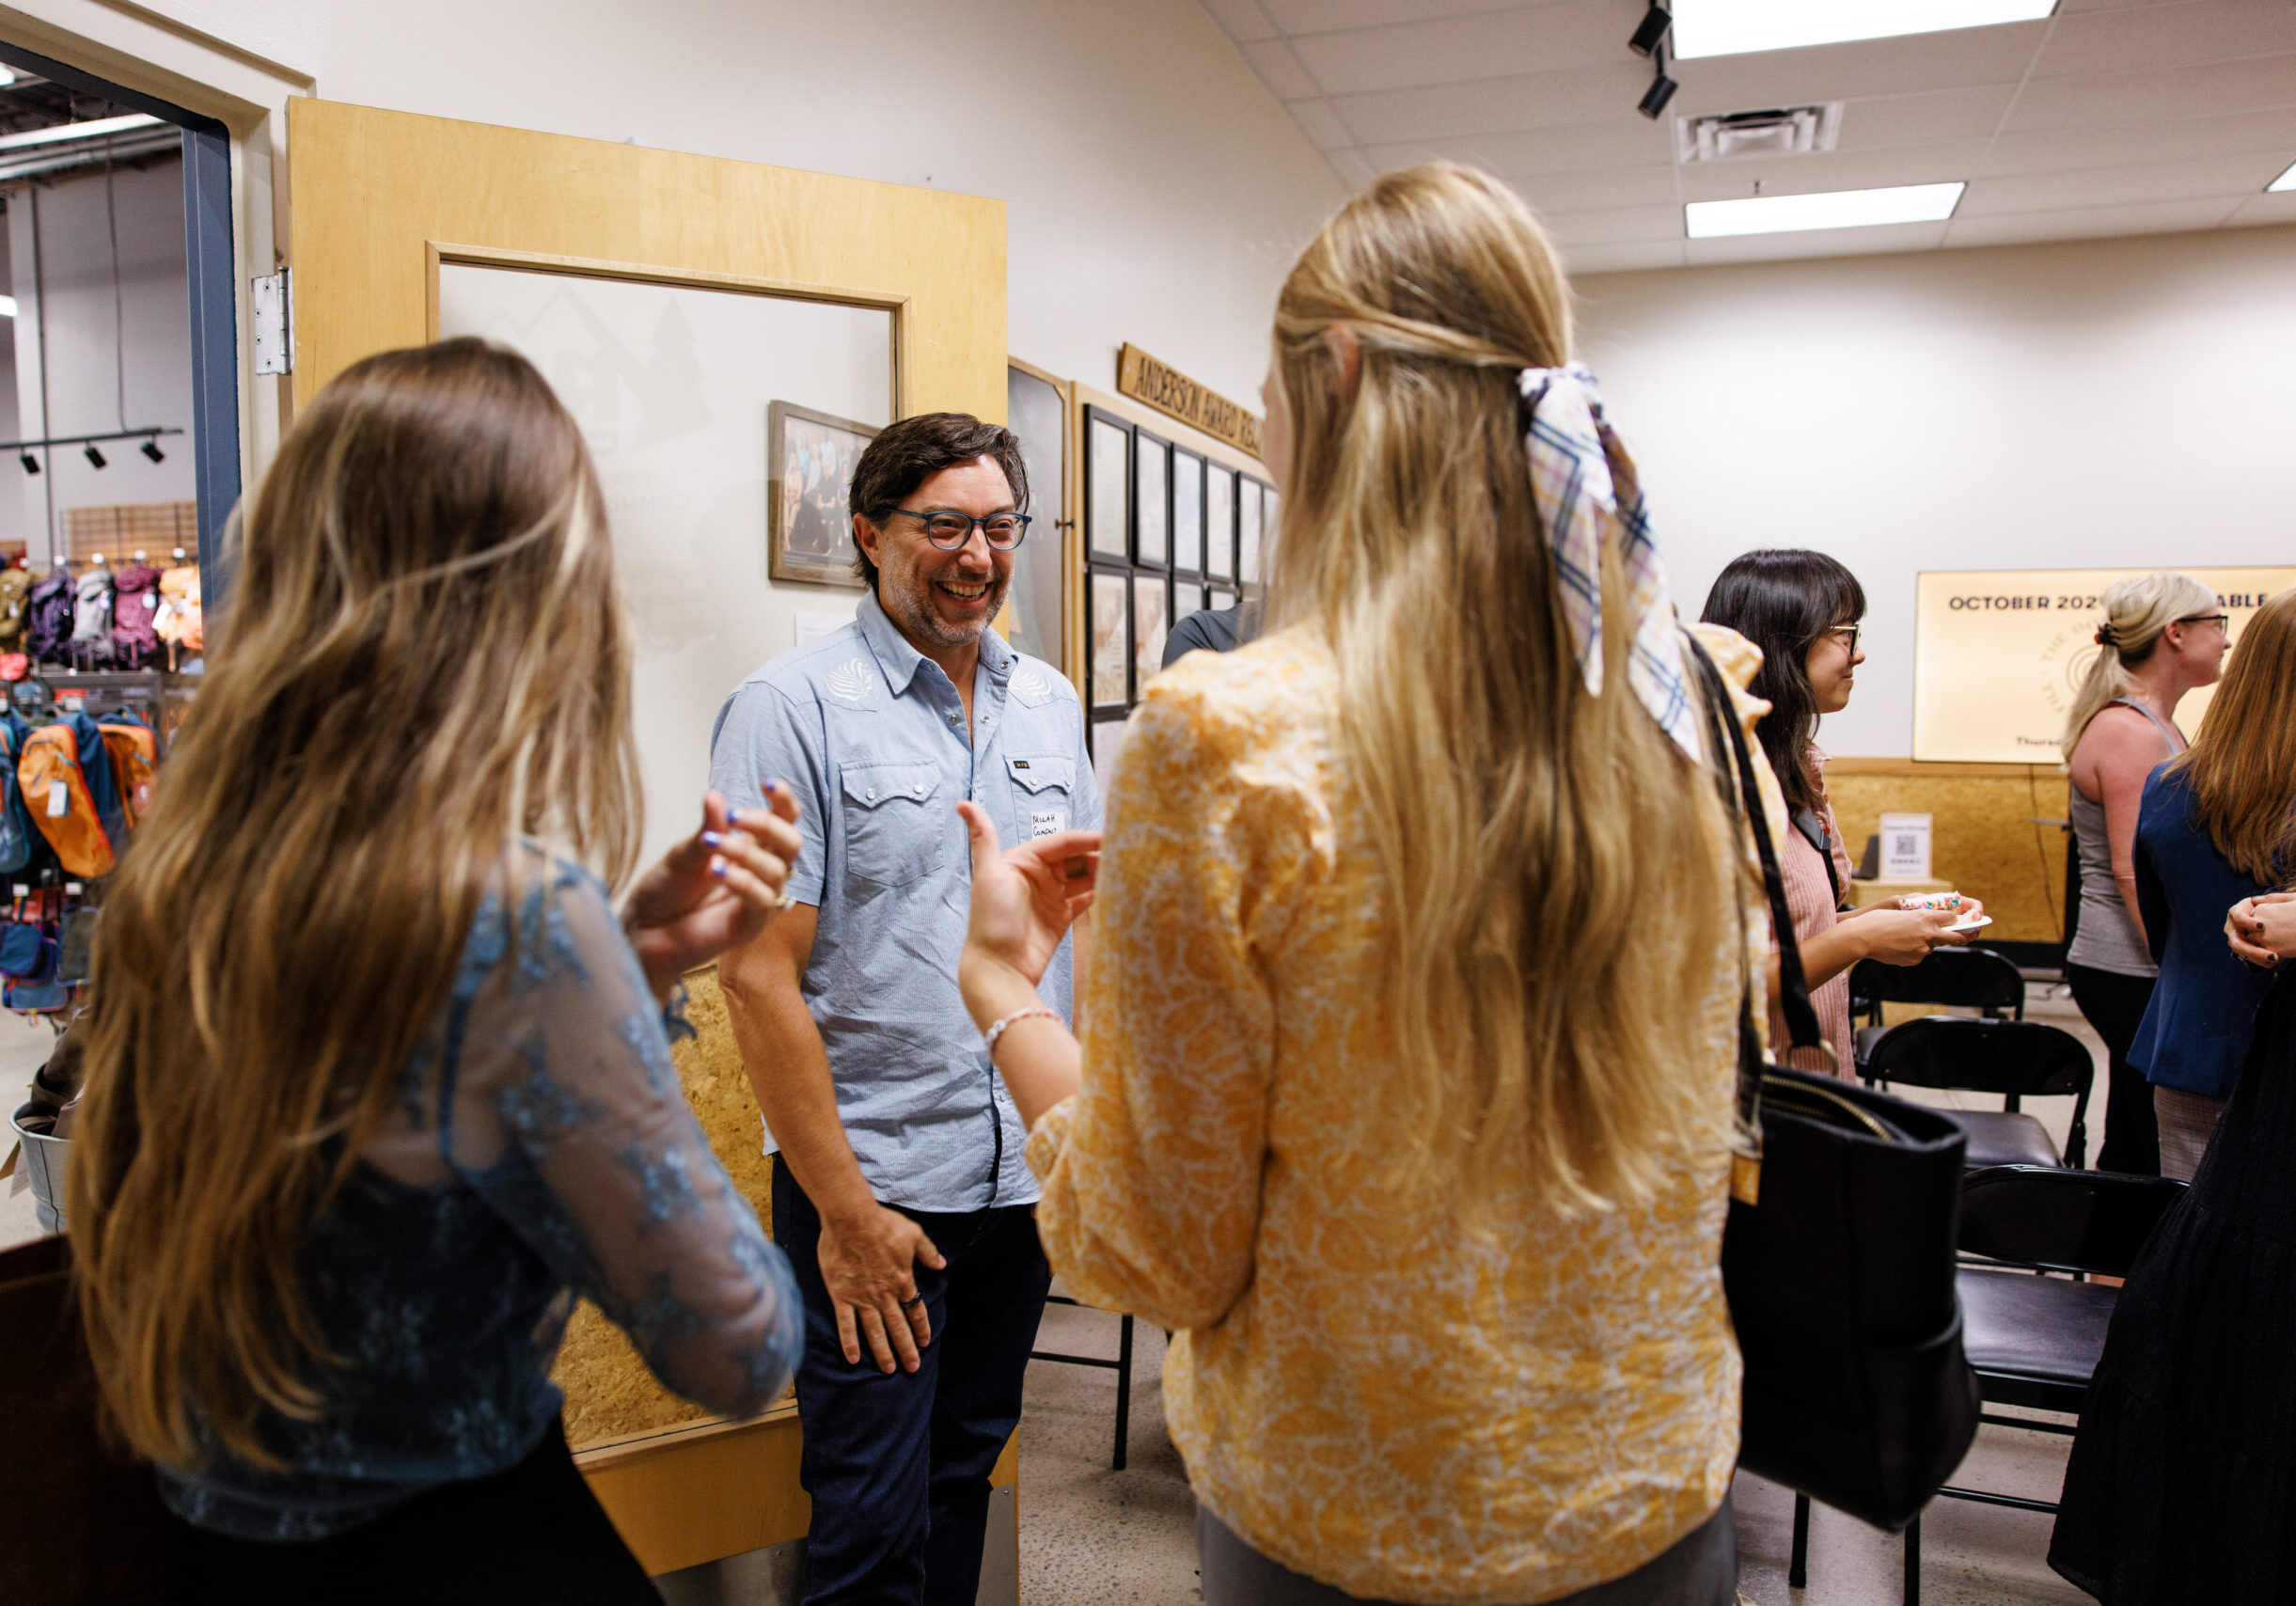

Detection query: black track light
(1629, 3), (1672, 57)
(18, 453), (36, 476)
(1639, 71), (1679, 118)
(84, 444), (106, 469)
(139, 438), (165, 464)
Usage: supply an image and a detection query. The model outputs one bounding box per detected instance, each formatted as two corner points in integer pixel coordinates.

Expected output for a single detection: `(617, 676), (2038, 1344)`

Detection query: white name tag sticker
(46, 780), (68, 818)
(1030, 811), (1065, 839)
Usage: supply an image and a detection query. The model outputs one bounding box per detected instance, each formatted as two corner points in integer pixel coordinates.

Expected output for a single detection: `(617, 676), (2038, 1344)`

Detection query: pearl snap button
(866, 788), (876, 800)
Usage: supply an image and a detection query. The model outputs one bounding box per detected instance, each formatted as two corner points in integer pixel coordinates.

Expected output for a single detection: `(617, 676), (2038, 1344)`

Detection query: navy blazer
(2130, 764), (2279, 1100)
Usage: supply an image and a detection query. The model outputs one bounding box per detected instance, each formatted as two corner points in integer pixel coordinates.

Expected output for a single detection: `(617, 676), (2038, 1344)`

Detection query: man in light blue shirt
(712, 412), (1096, 1606)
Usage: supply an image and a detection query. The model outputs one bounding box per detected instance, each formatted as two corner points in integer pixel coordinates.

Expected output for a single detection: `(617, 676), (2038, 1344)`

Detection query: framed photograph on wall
(768, 402), (878, 587)
(1172, 449), (1203, 575)
(1090, 570), (1130, 711)
(1239, 479), (1266, 586)
(1135, 431), (1170, 568)
(1005, 359), (1069, 672)
(1132, 573), (1169, 689)
(1205, 464), (1234, 581)
(1088, 415), (1130, 559)
(1208, 586), (1237, 615)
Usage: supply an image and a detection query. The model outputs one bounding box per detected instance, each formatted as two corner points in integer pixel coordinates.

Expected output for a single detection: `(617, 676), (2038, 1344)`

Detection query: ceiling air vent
(1675, 103), (1843, 164)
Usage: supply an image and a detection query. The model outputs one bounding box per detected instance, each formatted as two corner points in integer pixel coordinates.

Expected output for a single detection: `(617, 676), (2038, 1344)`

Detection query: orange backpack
(98, 719), (157, 827)
(17, 724), (114, 879)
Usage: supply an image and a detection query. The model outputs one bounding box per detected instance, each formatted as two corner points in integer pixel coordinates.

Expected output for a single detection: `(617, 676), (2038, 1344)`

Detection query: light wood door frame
(287, 99), (1003, 423)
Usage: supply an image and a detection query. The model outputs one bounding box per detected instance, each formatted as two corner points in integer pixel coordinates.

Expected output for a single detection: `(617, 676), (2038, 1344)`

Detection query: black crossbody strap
(1680, 632), (1825, 1061)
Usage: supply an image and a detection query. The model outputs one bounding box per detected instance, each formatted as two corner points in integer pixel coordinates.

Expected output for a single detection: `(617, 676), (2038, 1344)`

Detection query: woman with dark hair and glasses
(1701, 550), (1980, 1077)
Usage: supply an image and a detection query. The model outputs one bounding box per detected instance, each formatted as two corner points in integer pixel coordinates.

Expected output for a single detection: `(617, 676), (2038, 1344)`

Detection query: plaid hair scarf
(1518, 361), (1700, 762)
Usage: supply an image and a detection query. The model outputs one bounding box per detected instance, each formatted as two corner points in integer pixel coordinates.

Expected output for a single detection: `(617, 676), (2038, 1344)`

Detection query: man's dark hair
(1698, 548), (1866, 818)
(847, 412), (1030, 591)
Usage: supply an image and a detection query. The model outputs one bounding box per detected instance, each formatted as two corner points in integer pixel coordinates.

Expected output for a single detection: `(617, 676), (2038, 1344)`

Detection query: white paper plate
(1943, 914), (1993, 935)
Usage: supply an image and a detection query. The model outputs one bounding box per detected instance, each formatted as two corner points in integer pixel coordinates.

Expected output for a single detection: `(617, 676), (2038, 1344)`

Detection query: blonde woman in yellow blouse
(956, 165), (1782, 1606)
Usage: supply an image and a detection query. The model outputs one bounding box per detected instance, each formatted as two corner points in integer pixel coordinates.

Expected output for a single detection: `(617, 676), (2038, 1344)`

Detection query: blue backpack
(0, 712), (34, 875)
(64, 713), (131, 854)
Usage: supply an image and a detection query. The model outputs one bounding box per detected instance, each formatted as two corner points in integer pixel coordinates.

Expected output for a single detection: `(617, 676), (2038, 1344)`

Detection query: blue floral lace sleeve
(436, 858), (802, 1420)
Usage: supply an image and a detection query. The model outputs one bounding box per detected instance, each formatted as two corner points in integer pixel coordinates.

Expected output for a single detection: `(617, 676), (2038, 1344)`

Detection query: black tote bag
(1684, 634), (1980, 1534)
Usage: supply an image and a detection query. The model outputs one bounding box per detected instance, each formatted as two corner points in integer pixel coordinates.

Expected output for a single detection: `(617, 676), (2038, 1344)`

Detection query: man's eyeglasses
(1820, 624), (1861, 655)
(885, 509), (1031, 551)
(2178, 613), (2230, 632)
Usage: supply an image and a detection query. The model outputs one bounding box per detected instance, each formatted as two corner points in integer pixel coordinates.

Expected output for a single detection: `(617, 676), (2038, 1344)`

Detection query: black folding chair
(1849, 945), (2025, 1071)
(1789, 1165), (2187, 1605)
(1029, 1295), (1137, 1471)
(1861, 1016), (2094, 1170)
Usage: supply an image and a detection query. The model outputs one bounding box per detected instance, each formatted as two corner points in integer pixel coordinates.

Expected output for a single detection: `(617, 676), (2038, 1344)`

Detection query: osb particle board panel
(1826, 769), (2071, 944)
(552, 964), (780, 1449)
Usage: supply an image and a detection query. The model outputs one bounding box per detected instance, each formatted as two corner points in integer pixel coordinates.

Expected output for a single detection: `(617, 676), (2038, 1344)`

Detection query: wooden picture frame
(767, 401), (878, 588)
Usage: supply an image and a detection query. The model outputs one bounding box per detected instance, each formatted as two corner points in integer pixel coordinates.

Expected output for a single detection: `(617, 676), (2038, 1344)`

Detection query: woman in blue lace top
(69, 339), (805, 1604)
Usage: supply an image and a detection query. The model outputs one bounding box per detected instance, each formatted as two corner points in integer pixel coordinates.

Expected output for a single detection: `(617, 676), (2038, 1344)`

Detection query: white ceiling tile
(1677, 141), (1992, 203)
(1538, 201), (1685, 244)
(1563, 238), (1691, 275)
(2223, 190), (2296, 225)
(1832, 86), (2022, 150)
(2033, 2), (2296, 79)
(2007, 55), (2296, 130)
(1512, 163), (1679, 212)
(1286, 0), (1625, 96)
(1958, 150), (2289, 213)
(2058, 0), (2219, 11)
(1202, 0), (1282, 43)
(1285, 97), (1358, 150)
(1261, 0), (1547, 35)
(1329, 147), (1382, 186)
(1360, 118), (1675, 177)
(1942, 196), (2243, 246)
(1981, 103), (2296, 176)
(1244, 38), (1325, 99)
(1669, 24), (2044, 118)
(1682, 219), (1951, 265)
(1327, 59), (1654, 143)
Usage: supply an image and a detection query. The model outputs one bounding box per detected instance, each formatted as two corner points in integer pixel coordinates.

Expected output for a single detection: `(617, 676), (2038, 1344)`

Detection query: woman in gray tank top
(2061, 573), (2228, 1174)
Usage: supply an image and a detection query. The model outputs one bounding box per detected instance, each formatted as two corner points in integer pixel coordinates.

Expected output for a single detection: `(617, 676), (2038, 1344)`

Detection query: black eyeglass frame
(883, 507), (1032, 552)
(1817, 623), (1862, 656)
(2175, 612), (2229, 632)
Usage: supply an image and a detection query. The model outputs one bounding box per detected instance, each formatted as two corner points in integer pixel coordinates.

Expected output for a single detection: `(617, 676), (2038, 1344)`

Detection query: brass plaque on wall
(1911, 567), (2296, 763)
(1116, 343), (1263, 460)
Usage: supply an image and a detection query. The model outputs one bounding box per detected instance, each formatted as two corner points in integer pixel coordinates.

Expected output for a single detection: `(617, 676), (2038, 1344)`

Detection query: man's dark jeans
(771, 1164), (1051, 1606)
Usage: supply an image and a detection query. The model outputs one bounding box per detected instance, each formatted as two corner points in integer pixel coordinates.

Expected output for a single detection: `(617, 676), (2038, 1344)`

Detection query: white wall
(1573, 224), (2296, 757)
(131, 0), (1341, 409)
(7, 156), (197, 561)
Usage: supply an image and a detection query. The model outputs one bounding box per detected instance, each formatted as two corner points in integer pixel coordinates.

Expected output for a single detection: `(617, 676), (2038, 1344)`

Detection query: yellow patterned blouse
(1027, 622), (1785, 1605)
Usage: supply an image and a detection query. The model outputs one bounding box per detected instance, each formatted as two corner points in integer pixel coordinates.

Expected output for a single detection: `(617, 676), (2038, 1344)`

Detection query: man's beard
(888, 562), (1009, 652)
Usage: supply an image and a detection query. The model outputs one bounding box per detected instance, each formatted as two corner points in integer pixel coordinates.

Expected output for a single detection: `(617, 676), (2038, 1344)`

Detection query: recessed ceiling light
(1673, 1), (2057, 60)
(0, 295), (15, 318)
(2270, 160), (2296, 194)
(1686, 181), (1966, 238)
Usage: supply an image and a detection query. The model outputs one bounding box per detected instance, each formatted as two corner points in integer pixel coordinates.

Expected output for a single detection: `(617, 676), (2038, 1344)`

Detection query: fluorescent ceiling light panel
(1686, 181), (1965, 237)
(2270, 160), (2296, 194)
(1673, 1), (2057, 59)
(0, 113), (163, 153)
(0, 296), (15, 318)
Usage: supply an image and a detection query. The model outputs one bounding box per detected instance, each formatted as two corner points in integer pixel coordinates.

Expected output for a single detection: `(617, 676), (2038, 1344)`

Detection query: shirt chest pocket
(841, 762), (948, 889)
(1005, 754), (1076, 839)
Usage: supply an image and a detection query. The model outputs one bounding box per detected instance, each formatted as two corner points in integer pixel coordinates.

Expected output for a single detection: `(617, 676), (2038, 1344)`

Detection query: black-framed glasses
(1821, 624), (1861, 655)
(886, 508), (1031, 551)
(2178, 612), (2229, 631)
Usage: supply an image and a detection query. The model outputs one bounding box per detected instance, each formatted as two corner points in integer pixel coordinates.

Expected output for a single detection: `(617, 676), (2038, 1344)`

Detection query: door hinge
(253, 269), (293, 375)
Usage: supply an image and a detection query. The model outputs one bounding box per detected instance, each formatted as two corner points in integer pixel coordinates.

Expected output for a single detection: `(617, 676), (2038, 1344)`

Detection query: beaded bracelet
(983, 1006), (1059, 1057)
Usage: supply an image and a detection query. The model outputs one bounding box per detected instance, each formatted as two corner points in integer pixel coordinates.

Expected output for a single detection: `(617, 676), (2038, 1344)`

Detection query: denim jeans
(771, 1164), (1051, 1606)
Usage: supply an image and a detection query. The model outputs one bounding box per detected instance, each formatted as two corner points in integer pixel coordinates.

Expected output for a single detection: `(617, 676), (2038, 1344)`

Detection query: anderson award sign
(1911, 567), (2296, 764)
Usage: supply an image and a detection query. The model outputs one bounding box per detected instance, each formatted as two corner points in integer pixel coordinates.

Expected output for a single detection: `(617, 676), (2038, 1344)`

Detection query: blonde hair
(1266, 165), (1734, 1219)
(70, 339), (640, 1471)
(2165, 588), (2296, 883)
(2059, 571), (2218, 758)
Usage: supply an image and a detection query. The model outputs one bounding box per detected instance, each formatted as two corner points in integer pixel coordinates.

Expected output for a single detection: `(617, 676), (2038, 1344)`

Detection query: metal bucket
(9, 1100), (67, 1235)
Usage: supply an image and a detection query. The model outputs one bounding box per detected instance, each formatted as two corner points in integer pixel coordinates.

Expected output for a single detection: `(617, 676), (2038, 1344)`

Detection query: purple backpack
(110, 564), (163, 670)
(25, 574), (72, 666)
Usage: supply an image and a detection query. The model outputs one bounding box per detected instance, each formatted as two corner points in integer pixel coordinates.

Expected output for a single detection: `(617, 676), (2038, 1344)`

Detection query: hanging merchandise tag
(150, 597), (172, 625)
(46, 781), (67, 818)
